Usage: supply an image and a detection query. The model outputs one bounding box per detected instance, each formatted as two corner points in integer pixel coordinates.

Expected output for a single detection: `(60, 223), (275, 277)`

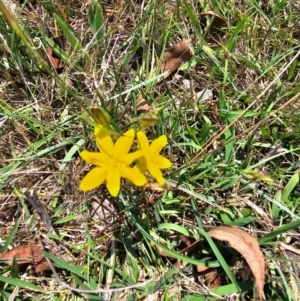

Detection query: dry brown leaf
(0, 243), (50, 273)
(200, 11), (227, 43)
(208, 226), (265, 301)
(196, 264), (210, 273)
(46, 36), (67, 72)
(180, 235), (196, 247)
(161, 39), (192, 77)
(200, 268), (221, 288)
(179, 235), (210, 272)
(144, 183), (165, 192)
(136, 94), (153, 112)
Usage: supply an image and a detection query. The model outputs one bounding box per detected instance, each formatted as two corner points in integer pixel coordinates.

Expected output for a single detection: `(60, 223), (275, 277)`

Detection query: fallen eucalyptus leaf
(208, 226), (265, 301)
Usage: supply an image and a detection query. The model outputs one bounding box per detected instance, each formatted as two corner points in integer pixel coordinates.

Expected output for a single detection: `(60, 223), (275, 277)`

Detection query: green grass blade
(53, 13), (82, 51)
(0, 275), (46, 292)
(197, 227), (240, 292)
(281, 171), (299, 203)
(88, 3), (105, 44)
(0, 216), (22, 252)
(259, 219), (300, 244)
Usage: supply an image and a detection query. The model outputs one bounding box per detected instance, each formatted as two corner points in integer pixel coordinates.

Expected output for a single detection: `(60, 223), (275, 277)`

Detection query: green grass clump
(0, 0), (300, 300)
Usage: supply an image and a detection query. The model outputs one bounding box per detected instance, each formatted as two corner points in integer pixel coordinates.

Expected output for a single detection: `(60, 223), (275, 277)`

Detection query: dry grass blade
(161, 39), (193, 77)
(208, 226), (265, 301)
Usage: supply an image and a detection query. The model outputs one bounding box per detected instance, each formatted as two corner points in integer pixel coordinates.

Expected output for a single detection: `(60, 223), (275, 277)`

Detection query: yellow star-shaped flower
(80, 129), (147, 197)
(136, 131), (172, 184)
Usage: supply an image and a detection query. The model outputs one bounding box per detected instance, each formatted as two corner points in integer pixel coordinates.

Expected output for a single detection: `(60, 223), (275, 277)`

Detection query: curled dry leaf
(0, 243), (50, 273)
(46, 36), (67, 72)
(200, 11), (227, 43)
(162, 39), (193, 77)
(137, 94), (154, 112)
(179, 235), (210, 273)
(199, 268), (221, 288)
(208, 226), (265, 301)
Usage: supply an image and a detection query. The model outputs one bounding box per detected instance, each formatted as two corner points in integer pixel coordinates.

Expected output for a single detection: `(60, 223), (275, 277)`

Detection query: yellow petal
(150, 135), (167, 154)
(115, 129), (135, 155)
(79, 167), (106, 191)
(80, 150), (108, 166)
(121, 166), (147, 187)
(94, 126), (110, 139)
(136, 158), (148, 173)
(119, 151), (143, 165)
(157, 155), (172, 169)
(96, 134), (114, 156)
(106, 168), (121, 197)
(94, 125), (103, 136)
(137, 131), (150, 152)
(148, 162), (165, 185)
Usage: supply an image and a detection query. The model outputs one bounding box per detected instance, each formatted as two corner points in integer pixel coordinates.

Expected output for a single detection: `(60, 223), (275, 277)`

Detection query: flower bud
(139, 113), (158, 129)
(91, 106), (111, 127)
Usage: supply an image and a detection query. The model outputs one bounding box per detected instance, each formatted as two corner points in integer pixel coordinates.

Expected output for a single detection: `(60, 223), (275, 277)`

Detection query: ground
(0, 0), (300, 300)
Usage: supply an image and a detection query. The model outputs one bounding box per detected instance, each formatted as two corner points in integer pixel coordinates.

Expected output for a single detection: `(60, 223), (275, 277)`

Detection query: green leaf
(0, 216), (21, 252)
(43, 251), (87, 279)
(59, 139), (85, 172)
(180, 281), (254, 300)
(282, 171), (299, 202)
(197, 227), (240, 292)
(10, 256), (19, 278)
(226, 14), (250, 51)
(158, 223), (190, 236)
(54, 214), (80, 224)
(53, 13), (82, 51)
(88, 3), (105, 44)
(132, 217), (220, 268)
(0, 275), (45, 292)
(45, 36), (70, 63)
(259, 219), (300, 244)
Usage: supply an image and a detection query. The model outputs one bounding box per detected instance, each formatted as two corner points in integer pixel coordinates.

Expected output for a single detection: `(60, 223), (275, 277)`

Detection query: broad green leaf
(282, 171), (299, 202)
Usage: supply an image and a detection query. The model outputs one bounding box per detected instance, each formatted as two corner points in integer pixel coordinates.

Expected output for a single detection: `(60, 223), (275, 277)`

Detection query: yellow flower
(94, 125), (109, 139)
(80, 129), (147, 197)
(136, 131), (172, 185)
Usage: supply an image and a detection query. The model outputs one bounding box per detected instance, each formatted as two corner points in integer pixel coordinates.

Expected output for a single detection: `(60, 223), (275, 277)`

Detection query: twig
(24, 190), (74, 259)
